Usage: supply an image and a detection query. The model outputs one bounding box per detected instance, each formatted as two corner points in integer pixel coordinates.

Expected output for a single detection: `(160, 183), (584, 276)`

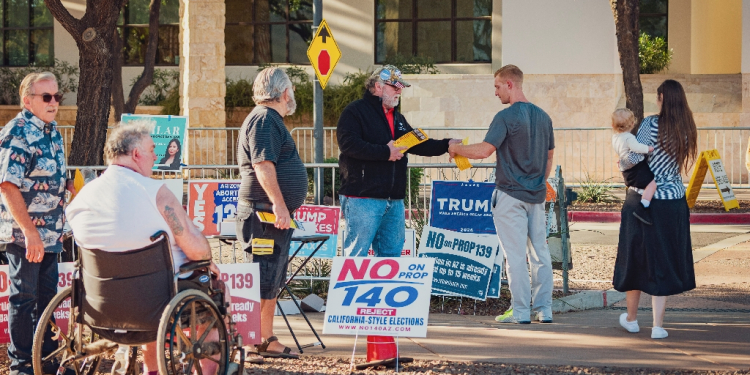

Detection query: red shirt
(383, 106), (395, 138)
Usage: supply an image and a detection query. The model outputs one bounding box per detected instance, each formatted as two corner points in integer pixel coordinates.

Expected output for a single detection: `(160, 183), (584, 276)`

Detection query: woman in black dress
(158, 138), (181, 170)
(613, 80), (698, 339)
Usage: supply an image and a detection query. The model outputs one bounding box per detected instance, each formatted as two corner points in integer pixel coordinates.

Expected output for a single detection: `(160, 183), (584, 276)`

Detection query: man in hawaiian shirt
(0, 72), (72, 375)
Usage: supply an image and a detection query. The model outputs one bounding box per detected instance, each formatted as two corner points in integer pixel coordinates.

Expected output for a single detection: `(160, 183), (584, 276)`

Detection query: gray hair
(252, 67), (293, 105)
(365, 74), (385, 94)
(19, 72), (57, 108)
(105, 120), (155, 164)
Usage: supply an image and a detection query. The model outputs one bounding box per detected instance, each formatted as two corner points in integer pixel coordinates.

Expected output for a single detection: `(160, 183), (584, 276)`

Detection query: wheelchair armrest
(178, 259), (212, 275)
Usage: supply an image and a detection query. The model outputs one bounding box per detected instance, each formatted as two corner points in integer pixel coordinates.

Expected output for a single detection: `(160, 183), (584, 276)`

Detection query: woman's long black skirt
(612, 190), (696, 296)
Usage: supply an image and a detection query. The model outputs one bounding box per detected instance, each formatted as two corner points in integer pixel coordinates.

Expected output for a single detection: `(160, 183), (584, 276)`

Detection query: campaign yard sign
(429, 181), (496, 234)
(189, 180), (240, 236)
(417, 225), (499, 300)
(121, 114), (187, 171)
(324, 257), (434, 337)
(291, 205), (340, 258)
(217, 263), (261, 345)
(368, 229), (416, 257)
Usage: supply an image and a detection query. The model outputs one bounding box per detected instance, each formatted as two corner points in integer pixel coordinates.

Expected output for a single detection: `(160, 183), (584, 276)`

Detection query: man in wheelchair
(64, 120), (246, 374)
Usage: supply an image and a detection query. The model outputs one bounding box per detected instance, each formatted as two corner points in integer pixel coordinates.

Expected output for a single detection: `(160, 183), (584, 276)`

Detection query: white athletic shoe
(619, 312), (640, 333)
(651, 326), (668, 339)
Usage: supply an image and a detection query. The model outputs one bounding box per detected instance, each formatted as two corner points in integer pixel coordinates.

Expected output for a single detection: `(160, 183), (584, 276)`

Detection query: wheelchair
(31, 231), (247, 375)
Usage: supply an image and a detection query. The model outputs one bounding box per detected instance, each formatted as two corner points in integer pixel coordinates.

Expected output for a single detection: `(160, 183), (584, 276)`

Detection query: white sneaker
(619, 313), (640, 333)
(651, 326), (668, 339)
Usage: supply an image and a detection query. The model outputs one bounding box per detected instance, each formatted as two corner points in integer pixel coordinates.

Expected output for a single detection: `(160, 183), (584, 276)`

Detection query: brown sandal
(256, 336), (299, 359)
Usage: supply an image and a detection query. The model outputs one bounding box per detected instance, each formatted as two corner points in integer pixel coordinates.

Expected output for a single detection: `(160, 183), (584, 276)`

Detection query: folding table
(209, 234), (329, 353)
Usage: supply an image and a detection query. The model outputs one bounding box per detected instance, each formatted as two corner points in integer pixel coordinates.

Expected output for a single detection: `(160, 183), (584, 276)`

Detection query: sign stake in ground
(307, 19), (341, 89)
(686, 149), (739, 211)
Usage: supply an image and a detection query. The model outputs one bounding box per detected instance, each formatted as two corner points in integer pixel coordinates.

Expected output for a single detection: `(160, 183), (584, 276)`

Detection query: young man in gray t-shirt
(449, 65), (555, 324)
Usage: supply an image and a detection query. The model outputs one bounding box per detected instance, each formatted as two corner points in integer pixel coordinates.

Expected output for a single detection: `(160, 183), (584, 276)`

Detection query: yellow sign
(306, 19), (341, 89)
(686, 149), (739, 211)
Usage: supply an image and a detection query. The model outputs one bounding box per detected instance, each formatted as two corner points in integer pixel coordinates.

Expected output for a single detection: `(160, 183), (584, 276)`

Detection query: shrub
(306, 157), (341, 200)
(383, 54), (440, 74)
(639, 33), (672, 74)
(0, 59), (79, 105)
(137, 69), (179, 106)
(159, 86), (180, 116)
(576, 173), (618, 203)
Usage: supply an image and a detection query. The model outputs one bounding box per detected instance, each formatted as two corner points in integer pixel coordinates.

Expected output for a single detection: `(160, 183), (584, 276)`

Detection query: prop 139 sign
(324, 257), (434, 337)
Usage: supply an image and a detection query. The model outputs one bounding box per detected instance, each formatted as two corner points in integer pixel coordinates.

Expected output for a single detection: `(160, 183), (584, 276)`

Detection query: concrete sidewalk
(272, 237), (750, 372)
(274, 309), (749, 372)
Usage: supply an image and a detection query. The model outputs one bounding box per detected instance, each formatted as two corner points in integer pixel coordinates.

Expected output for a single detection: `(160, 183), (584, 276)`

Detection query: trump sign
(324, 257), (434, 337)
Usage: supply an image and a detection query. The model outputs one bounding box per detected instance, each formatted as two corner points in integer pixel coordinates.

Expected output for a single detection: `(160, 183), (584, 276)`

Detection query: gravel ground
(3, 348), (744, 375)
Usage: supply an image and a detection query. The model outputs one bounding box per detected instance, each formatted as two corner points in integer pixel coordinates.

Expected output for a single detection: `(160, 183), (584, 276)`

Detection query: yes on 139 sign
(324, 257), (434, 337)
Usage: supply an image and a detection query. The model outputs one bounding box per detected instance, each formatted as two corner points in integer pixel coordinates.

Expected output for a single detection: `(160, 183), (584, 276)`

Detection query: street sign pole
(313, 0), (324, 205)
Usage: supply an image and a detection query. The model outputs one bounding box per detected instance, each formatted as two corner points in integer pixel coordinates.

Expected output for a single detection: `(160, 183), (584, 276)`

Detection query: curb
(552, 289), (625, 314)
(568, 211), (750, 224)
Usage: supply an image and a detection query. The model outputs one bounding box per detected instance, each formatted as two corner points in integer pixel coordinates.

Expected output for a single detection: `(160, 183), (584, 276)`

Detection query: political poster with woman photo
(121, 114), (187, 171)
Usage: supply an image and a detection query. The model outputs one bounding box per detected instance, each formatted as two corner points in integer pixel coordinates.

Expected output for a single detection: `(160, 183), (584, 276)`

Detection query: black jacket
(337, 90), (450, 199)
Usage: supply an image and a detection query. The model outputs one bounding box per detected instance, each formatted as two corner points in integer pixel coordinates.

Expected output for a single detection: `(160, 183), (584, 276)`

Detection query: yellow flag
(68, 169), (85, 202)
(454, 138), (472, 171)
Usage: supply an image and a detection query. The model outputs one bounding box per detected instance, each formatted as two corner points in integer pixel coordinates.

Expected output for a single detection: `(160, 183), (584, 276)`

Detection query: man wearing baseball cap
(336, 64), (458, 366)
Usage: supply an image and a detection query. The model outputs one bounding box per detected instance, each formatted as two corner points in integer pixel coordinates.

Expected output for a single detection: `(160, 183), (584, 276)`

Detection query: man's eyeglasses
(32, 93), (63, 103)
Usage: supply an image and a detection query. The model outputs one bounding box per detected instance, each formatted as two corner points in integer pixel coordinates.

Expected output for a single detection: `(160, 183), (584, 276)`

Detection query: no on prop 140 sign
(323, 257), (434, 338)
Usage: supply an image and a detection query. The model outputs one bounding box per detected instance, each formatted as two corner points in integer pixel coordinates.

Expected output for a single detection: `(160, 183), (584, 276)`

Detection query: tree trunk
(111, 26), (125, 120)
(610, 0), (644, 133)
(45, 0), (126, 166)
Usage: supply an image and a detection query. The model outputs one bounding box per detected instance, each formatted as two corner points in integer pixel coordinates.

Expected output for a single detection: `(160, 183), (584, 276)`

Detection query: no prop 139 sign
(323, 257), (434, 337)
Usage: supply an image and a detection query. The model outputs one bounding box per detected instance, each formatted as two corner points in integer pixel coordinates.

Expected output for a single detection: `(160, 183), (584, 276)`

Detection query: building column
(180, 0), (227, 167)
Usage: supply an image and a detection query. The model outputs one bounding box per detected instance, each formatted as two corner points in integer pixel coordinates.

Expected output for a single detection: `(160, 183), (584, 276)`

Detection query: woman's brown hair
(656, 80), (697, 174)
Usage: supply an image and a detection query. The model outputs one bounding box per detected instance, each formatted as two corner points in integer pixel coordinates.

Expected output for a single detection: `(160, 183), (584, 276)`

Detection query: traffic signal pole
(313, 0), (324, 205)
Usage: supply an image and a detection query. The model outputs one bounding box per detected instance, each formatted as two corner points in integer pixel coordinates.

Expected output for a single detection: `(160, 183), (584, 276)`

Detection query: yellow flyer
(454, 138), (472, 171)
(251, 238), (274, 255)
(394, 128), (429, 152)
(256, 211), (304, 229)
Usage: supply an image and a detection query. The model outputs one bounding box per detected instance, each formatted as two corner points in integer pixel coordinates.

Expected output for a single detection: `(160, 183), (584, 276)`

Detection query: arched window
(375, 0), (491, 64)
(0, 0), (54, 66)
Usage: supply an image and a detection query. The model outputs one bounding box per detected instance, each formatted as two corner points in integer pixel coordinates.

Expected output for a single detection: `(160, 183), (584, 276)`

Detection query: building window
(640, 0), (668, 41)
(225, 0), (313, 65)
(375, 0), (491, 64)
(0, 0), (54, 66)
(118, 0), (180, 66)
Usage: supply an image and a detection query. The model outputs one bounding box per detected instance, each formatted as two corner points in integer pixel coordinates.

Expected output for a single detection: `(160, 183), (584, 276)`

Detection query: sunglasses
(32, 93), (63, 103)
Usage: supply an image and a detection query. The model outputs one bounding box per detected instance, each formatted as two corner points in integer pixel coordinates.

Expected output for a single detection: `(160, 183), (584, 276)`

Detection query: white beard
(381, 90), (400, 109)
(286, 88), (297, 116)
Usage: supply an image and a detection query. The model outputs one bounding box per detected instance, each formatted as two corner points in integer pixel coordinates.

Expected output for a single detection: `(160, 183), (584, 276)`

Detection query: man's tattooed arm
(164, 205), (185, 236)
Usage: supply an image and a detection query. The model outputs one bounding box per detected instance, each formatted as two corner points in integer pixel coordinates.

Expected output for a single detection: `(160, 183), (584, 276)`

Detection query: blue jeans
(340, 196), (405, 257)
(6, 243), (59, 374)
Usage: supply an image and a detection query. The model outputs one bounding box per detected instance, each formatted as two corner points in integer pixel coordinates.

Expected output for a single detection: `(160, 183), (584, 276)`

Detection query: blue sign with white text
(429, 181), (496, 234)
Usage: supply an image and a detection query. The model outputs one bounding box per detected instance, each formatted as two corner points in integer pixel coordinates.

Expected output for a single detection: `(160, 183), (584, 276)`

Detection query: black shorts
(622, 160), (654, 189)
(236, 200), (294, 300)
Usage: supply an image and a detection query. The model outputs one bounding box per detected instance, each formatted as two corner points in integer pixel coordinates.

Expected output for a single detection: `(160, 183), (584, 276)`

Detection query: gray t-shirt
(483, 102), (555, 204)
(237, 106), (308, 211)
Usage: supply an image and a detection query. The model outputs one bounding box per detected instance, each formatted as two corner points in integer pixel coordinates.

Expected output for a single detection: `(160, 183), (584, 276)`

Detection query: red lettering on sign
(318, 50), (330, 76)
(338, 259), (370, 281)
(370, 259), (399, 279)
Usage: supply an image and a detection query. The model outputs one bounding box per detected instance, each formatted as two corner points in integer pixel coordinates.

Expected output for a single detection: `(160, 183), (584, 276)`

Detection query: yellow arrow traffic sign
(307, 19), (341, 89)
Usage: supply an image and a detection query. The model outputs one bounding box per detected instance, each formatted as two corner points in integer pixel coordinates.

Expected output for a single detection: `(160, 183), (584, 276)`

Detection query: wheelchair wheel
(32, 287), (102, 375)
(157, 289), (229, 375)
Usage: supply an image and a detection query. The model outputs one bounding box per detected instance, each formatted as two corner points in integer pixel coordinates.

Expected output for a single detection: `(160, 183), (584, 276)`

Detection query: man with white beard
(335, 65), (458, 366)
(336, 65), (459, 258)
(236, 67), (307, 359)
